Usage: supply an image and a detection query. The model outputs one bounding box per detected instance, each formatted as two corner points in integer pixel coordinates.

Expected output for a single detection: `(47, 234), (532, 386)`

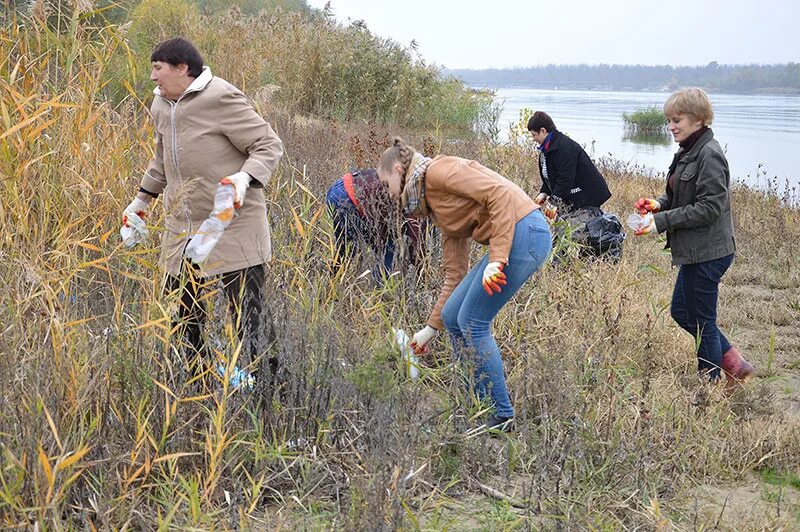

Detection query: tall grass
(622, 106), (669, 135)
(2, 9), (800, 530)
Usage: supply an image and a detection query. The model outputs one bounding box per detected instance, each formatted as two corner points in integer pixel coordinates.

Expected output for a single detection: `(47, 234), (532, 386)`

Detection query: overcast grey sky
(306, 0), (799, 69)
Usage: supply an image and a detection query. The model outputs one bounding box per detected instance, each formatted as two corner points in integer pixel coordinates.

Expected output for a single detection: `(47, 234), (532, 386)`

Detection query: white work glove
(482, 261), (507, 296)
(220, 171), (251, 208)
(120, 196), (150, 247)
(410, 325), (438, 355)
(534, 192), (549, 206)
(184, 183), (236, 264)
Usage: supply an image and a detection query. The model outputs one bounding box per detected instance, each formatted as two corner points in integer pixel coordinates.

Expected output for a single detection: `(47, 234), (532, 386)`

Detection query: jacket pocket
(527, 223), (552, 265)
(677, 162), (699, 204)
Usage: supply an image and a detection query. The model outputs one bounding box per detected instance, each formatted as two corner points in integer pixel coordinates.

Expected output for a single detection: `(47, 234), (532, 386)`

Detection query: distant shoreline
(446, 63), (800, 96)
(464, 83), (800, 96)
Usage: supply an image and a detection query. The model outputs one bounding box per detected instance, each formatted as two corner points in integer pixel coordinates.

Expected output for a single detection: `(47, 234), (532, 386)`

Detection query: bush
(622, 106), (668, 134)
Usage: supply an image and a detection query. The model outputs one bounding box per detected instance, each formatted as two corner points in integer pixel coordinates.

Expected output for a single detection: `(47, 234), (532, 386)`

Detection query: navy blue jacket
(538, 130), (611, 208)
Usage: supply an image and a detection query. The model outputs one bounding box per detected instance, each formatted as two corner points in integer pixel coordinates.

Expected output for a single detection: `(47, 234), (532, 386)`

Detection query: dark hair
(527, 111), (556, 133)
(150, 37), (204, 78)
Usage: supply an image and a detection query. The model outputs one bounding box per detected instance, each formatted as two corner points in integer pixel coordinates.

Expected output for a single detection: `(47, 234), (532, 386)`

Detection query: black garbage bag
(558, 206), (626, 261)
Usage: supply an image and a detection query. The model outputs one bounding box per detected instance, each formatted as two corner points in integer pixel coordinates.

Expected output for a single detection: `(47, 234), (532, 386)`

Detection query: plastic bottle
(392, 328), (420, 380)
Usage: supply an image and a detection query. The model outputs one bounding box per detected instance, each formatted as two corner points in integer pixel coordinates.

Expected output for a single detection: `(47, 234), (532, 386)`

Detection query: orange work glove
(542, 201), (558, 221)
(634, 197), (661, 215)
(482, 261), (507, 296)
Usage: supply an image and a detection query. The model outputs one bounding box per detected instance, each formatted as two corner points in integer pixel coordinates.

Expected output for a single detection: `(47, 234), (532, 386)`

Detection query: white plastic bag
(392, 327), (420, 380)
(120, 211), (148, 247)
(626, 212), (653, 232)
(184, 216), (226, 264)
(184, 184), (236, 264)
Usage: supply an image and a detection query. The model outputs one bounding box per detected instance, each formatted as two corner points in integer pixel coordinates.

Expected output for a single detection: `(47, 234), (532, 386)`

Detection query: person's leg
(455, 211), (552, 418)
(380, 236), (396, 273)
(680, 255), (733, 380)
(164, 261), (210, 376)
(670, 266), (692, 332)
(441, 256), (487, 363)
(221, 265), (269, 370)
(692, 255), (734, 380)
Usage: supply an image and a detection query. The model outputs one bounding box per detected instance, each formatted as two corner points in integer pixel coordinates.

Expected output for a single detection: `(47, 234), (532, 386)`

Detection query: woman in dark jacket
(634, 87), (755, 391)
(527, 111), (611, 213)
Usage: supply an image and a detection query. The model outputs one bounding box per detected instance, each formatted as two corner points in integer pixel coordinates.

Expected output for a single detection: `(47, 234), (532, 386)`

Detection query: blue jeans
(670, 253), (734, 380)
(441, 210), (552, 418)
(326, 179), (395, 273)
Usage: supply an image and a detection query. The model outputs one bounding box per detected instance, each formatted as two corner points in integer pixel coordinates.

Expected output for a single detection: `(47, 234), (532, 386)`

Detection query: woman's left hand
(482, 262), (507, 295)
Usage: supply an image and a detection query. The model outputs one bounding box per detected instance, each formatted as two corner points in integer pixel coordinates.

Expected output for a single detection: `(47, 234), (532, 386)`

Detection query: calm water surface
(488, 87), (800, 189)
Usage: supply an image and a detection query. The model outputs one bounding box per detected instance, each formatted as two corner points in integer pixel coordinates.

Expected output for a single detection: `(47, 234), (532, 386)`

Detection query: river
(485, 87), (800, 189)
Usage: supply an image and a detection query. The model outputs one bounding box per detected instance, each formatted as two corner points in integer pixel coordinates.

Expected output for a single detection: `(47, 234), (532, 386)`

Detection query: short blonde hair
(663, 87), (714, 125)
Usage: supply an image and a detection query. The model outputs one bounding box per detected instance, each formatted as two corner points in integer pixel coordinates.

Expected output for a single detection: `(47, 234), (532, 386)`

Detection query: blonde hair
(378, 136), (417, 182)
(663, 87), (714, 126)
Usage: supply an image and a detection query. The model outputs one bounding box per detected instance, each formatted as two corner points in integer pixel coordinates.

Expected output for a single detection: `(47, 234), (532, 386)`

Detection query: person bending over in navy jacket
(527, 111), (611, 216)
(326, 168), (425, 277)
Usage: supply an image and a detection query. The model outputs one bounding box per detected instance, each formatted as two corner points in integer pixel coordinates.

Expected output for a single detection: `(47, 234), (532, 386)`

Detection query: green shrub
(622, 106), (668, 134)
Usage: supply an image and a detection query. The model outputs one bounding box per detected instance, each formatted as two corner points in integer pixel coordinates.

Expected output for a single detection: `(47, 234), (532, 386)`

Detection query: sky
(306, 0), (800, 69)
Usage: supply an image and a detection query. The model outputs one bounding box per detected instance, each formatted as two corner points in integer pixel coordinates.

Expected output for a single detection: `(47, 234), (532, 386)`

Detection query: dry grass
(2, 11), (800, 532)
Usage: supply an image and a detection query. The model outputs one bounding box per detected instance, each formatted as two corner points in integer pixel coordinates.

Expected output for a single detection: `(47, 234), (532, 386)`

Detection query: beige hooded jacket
(140, 67), (284, 276)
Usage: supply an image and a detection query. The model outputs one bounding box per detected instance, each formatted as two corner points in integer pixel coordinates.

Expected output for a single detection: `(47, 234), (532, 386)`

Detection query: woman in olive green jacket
(634, 88), (754, 391)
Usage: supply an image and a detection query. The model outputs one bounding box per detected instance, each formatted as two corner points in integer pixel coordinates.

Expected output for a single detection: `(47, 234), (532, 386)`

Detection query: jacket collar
(543, 130), (562, 152)
(153, 66), (213, 99)
(678, 128), (714, 163)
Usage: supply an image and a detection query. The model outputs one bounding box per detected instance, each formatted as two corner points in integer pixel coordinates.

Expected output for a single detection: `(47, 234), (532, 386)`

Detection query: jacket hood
(153, 66), (213, 98)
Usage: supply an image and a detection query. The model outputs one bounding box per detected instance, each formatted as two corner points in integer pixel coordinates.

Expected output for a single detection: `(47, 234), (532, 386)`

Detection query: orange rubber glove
(542, 201), (558, 221)
(634, 198), (661, 215)
(482, 261), (507, 296)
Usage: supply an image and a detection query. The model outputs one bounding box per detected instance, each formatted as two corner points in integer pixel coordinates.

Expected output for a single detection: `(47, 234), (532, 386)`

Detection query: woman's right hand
(120, 196), (151, 247)
(410, 325), (438, 354)
(534, 192), (549, 206)
(634, 198), (661, 215)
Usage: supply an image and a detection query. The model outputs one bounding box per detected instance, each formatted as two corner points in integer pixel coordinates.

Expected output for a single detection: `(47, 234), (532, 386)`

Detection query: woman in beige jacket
(378, 138), (552, 431)
(120, 37), (284, 384)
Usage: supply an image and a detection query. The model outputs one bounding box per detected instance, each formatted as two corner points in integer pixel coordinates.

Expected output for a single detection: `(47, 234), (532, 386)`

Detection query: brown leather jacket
(423, 156), (537, 329)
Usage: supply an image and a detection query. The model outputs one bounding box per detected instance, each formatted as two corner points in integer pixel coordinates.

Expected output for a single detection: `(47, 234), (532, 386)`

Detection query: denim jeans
(441, 210), (552, 418)
(670, 253), (734, 380)
(326, 179), (395, 273)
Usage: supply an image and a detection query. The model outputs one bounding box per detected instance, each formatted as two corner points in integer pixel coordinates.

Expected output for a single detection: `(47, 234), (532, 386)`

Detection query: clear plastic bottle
(392, 328), (420, 380)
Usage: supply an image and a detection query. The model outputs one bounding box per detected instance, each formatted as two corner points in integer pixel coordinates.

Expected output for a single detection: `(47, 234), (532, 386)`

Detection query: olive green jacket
(653, 129), (735, 265)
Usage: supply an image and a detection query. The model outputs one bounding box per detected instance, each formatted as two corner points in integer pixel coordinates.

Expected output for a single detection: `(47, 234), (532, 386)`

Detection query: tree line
(445, 63), (800, 94)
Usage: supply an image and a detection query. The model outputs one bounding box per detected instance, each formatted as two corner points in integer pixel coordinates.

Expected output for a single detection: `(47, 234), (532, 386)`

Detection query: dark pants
(165, 261), (275, 379)
(326, 179), (394, 273)
(670, 254), (734, 380)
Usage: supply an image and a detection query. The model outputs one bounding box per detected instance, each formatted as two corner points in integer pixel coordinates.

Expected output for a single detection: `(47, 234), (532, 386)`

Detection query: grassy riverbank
(2, 7), (800, 531)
